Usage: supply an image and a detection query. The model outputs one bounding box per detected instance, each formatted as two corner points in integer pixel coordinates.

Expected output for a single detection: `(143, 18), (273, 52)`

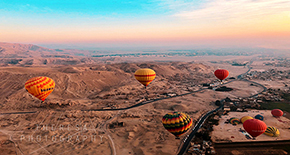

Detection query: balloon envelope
(241, 116), (253, 124)
(134, 68), (156, 87)
(162, 112), (193, 138)
(214, 69), (229, 81)
(229, 117), (240, 125)
(25, 76), (55, 101)
(243, 119), (267, 138)
(271, 109), (283, 117)
(254, 114), (264, 121)
(264, 126), (280, 137)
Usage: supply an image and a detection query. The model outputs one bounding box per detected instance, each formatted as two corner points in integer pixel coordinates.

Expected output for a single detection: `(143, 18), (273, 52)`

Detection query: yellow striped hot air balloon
(25, 76), (55, 101)
(162, 112), (193, 138)
(241, 116), (253, 124)
(264, 126), (280, 137)
(134, 68), (156, 88)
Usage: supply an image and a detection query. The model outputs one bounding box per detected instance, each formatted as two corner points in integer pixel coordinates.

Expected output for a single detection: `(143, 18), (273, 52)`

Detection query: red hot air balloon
(243, 119), (267, 138)
(214, 69), (229, 82)
(271, 109), (283, 117)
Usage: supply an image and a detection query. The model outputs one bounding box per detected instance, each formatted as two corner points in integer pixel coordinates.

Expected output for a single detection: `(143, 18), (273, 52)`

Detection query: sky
(0, 0), (290, 50)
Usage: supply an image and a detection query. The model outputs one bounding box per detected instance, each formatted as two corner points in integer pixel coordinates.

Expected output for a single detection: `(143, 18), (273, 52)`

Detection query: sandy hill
(0, 55), (272, 155)
(0, 61), (222, 155)
(0, 42), (97, 66)
(0, 43), (289, 154)
(0, 42), (57, 57)
(0, 62), (214, 111)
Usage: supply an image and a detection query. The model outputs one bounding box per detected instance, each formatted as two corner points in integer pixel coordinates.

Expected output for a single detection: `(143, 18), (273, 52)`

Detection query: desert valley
(0, 42), (290, 155)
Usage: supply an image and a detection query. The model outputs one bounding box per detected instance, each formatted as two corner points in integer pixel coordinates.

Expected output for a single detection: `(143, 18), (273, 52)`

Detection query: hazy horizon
(2, 41), (289, 52)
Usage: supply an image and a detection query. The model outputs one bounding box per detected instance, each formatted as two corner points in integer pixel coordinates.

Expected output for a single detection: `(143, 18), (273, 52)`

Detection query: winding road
(0, 58), (270, 155)
(176, 59), (269, 155)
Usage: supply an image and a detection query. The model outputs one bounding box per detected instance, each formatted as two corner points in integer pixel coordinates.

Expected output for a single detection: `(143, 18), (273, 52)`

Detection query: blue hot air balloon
(255, 114), (264, 121)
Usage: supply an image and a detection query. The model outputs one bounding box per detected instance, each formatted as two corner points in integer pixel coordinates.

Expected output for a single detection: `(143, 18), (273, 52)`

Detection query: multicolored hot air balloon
(134, 68), (156, 88)
(229, 117), (240, 125)
(271, 109), (283, 117)
(214, 69), (229, 82)
(162, 112), (193, 138)
(264, 126), (280, 137)
(241, 116), (253, 124)
(243, 119), (267, 138)
(255, 114), (264, 121)
(25, 76), (55, 101)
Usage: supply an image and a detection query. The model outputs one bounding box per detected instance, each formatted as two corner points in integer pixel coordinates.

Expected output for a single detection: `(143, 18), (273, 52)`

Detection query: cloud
(18, 3), (53, 13)
(156, 0), (205, 13)
(170, 0), (290, 22)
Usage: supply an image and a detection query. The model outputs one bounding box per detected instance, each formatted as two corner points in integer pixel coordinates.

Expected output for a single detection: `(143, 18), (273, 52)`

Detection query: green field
(282, 93), (290, 102)
(259, 102), (290, 113)
(259, 92), (290, 113)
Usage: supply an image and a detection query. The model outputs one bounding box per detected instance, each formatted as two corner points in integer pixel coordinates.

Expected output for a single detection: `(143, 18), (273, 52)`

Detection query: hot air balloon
(229, 117), (240, 125)
(134, 68), (156, 88)
(264, 126), (280, 137)
(243, 119), (267, 138)
(25, 76), (55, 102)
(162, 112), (193, 138)
(214, 69), (229, 82)
(254, 114), (264, 121)
(271, 109), (283, 117)
(240, 116), (253, 124)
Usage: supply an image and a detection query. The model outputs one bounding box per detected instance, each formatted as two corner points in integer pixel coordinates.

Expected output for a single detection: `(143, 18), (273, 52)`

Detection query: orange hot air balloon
(214, 69), (229, 82)
(25, 76), (55, 101)
(134, 68), (156, 87)
(243, 119), (267, 138)
(271, 109), (283, 117)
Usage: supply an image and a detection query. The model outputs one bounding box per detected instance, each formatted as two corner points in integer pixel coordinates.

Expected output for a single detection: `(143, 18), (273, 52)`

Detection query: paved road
(177, 101), (224, 155)
(0, 58), (271, 155)
(176, 58), (269, 155)
(0, 111), (37, 115)
(0, 59), (255, 115)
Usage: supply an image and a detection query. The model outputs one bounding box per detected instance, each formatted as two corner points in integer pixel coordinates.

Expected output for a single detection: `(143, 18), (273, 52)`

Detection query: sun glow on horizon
(1, 0), (290, 49)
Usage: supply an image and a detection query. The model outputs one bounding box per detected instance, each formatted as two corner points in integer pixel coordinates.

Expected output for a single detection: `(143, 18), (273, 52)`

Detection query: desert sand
(1, 43), (290, 155)
(211, 110), (290, 143)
